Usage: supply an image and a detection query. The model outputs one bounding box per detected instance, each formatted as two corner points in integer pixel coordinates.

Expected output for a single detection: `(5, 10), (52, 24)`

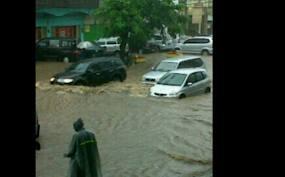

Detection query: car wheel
(201, 50), (209, 56)
(112, 75), (123, 82)
(205, 87), (211, 93)
(178, 94), (186, 99)
(63, 57), (70, 63)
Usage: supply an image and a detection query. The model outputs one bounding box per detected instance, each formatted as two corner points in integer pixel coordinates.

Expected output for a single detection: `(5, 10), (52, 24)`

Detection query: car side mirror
(151, 66), (155, 71)
(186, 82), (193, 87)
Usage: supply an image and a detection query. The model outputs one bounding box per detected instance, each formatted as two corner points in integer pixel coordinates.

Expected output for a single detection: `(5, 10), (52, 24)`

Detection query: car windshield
(157, 73), (187, 86)
(154, 62), (177, 72)
(66, 63), (89, 73)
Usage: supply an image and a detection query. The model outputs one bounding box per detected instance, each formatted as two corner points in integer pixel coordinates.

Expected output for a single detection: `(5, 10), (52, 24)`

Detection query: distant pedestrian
(64, 118), (102, 177)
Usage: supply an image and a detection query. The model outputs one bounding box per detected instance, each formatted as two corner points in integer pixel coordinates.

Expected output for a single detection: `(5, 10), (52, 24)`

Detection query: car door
(60, 39), (76, 58)
(193, 72), (209, 93)
(86, 63), (104, 85)
(46, 39), (61, 59)
(188, 58), (205, 69)
(181, 39), (193, 53)
(183, 72), (202, 96)
(98, 61), (114, 82)
(195, 38), (210, 53)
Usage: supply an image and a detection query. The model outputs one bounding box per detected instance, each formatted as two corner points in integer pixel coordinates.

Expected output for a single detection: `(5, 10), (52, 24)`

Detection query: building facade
(36, 0), (104, 41)
(178, 0), (213, 35)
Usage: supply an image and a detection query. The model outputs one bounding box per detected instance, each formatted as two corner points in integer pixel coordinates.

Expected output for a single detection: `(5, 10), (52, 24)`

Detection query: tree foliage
(95, 0), (185, 55)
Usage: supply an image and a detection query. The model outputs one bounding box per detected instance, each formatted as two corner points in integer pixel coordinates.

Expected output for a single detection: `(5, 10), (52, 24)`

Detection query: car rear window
(178, 58), (203, 68)
(191, 58), (203, 67)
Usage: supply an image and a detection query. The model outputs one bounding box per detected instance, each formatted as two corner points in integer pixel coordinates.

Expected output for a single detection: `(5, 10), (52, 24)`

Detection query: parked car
(95, 37), (128, 56)
(50, 57), (127, 86)
(150, 68), (211, 99)
(36, 37), (82, 62)
(142, 55), (206, 84)
(176, 36), (213, 56)
(77, 41), (107, 58)
(144, 34), (174, 52)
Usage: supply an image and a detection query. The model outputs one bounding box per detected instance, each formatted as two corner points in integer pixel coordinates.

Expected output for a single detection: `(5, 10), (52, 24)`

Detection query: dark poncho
(66, 121), (102, 177)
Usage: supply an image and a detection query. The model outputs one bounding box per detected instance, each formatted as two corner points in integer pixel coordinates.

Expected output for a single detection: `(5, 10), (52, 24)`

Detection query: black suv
(50, 57), (127, 86)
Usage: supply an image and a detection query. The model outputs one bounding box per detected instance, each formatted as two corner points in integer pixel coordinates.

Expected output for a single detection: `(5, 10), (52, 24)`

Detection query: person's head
(73, 118), (84, 132)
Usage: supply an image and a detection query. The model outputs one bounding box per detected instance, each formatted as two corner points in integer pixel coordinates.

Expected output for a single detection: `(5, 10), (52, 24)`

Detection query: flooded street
(36, 53), (213, 177)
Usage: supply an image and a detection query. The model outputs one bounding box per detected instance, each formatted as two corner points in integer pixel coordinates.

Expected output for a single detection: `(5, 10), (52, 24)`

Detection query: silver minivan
(150, 68), (211, 99)
(178, 36), (213, 56)
(142, 55), (206, 84)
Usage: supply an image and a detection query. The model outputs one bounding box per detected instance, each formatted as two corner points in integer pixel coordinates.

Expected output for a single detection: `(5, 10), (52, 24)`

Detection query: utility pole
(198, 0), (202, 35)
(203, 0), (208, 35)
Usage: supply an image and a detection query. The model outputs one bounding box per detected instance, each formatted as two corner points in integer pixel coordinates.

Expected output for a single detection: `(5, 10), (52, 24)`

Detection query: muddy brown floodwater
(36, 53), (213, 177)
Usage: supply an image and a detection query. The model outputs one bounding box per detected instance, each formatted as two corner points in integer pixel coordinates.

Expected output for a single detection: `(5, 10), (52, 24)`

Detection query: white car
(77, 41), (94, 49)
(142, 55), (206, 84)
(150, 68), (211, 99)
(95, 37), (128, 56)
(177, 36), (213, 56)
(145, 34), (175, 52)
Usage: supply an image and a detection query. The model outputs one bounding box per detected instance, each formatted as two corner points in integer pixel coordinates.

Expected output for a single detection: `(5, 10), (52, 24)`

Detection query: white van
(95, 37), (129, 56)
(177, 36), (213, 56)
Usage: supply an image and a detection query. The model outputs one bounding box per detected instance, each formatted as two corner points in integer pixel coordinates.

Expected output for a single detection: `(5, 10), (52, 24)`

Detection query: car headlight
(62, 79), (74, 83)
(50, 77), (55, 82)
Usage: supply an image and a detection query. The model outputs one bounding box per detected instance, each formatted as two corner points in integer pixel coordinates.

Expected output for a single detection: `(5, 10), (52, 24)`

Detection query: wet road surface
(36, 52), (212, 177)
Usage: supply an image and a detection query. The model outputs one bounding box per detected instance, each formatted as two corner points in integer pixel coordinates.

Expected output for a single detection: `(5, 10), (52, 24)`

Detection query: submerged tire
(205, 87), (211, 93)
(201, 50), (209, 56)
(113, 75), (123, 82)
(178, 94), (186, 99)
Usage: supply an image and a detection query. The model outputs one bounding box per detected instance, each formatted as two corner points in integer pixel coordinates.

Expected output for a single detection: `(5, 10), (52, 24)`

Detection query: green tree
(95, 0), (185, 62)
